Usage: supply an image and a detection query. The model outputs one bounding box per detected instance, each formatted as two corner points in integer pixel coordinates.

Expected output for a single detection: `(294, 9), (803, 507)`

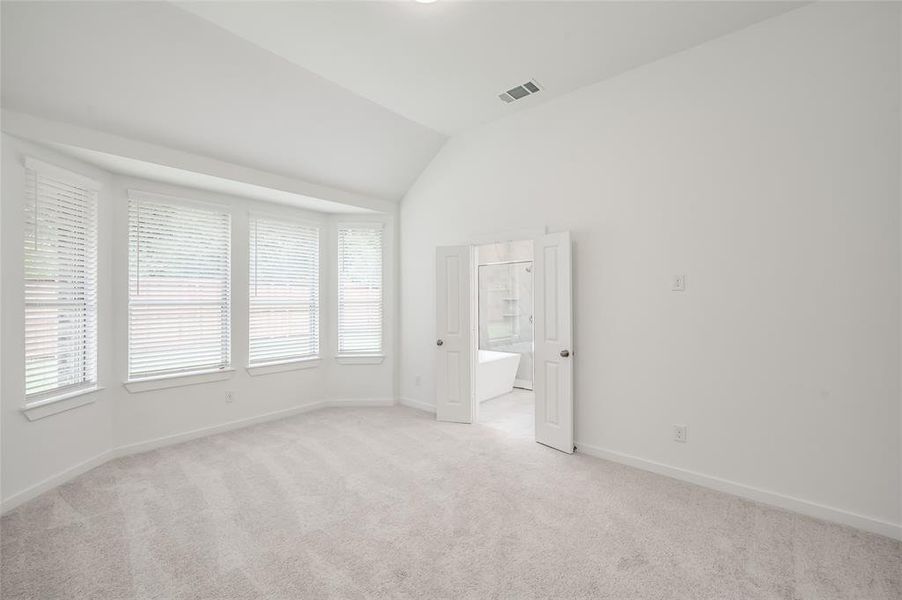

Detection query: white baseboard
(2, 398), (395, 515)
(0, 449), (114, 515)
(115, 398), (394, 457)
(114, 400), (329, 458)
(399, 397), (436, 413)
(8, 405), (896, 543)
(576, 441), (901, 541)
(326, 398), (395, 408)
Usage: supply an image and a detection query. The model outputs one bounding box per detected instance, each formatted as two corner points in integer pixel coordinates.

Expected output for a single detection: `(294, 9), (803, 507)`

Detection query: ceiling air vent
(498, 80), (542, 104)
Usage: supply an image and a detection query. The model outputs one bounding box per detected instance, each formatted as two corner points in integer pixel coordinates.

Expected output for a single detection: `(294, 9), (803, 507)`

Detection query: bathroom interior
(475, 239), (534, 434)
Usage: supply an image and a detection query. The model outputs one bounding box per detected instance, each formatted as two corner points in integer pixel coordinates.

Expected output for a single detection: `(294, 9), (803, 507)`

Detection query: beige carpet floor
(2, 398), (900, 599)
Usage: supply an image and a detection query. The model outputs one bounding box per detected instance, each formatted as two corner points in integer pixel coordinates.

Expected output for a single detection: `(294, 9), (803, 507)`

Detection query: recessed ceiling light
(415, 0), (438, 4)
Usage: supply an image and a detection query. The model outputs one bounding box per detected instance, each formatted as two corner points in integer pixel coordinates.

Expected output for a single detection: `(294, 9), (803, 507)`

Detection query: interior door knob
(560, 349), (570, 358)
(436, 339), (444, 346)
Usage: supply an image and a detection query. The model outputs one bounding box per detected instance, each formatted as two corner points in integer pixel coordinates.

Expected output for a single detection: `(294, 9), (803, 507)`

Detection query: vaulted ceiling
(1, 1), (445, 202)
(2, 1), (803, 204)
(179, 1), (803, 135)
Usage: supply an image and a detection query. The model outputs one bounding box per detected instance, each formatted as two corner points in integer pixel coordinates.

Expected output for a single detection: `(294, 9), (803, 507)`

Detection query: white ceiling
(177, 1), (805, 135)
(1, 1), (445, 202)
(2, 1), (805, 208)
(48, 144), (374, 214)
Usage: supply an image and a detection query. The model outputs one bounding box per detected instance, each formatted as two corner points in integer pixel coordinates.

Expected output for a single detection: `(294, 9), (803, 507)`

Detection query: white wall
(401, 2), (902, 534)
(325, 214), (397, 405)
(1, 135), (115, 503)
(1, 133), (397, 507)
(110, 177), (397, 449)
(108, 176), (333, 451)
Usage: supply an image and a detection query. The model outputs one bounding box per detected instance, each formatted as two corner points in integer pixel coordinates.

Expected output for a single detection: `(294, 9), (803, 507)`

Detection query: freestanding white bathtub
(476, 350), (521, 402)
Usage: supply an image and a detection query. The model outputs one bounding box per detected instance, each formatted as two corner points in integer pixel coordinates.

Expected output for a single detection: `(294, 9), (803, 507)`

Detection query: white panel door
(435, 246), (472, 423)
(534, 232), (573, 453)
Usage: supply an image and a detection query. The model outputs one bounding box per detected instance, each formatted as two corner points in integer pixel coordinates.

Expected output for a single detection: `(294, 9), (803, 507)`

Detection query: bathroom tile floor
(478, 388), (534, 437)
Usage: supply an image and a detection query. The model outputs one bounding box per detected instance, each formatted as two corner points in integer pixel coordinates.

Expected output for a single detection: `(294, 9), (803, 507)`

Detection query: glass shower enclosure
(477, 260), (534, 389)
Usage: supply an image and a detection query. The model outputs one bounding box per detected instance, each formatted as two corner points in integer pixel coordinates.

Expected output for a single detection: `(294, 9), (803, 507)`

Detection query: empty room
(1, 1), (901, 598)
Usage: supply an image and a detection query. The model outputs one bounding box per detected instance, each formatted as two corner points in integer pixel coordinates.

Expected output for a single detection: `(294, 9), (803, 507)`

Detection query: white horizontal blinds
(249, 215), (319, 365)
(128, 192), (231, 379)
(24, 158), (99, 398)
(337, 224), (383, 354)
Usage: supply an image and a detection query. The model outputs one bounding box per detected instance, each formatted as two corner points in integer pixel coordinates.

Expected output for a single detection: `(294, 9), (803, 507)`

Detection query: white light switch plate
(672, 274), (686, 292)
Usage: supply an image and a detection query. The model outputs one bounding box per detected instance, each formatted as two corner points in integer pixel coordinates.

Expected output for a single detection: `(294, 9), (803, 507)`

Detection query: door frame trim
(467, 228), (545, 246)
(466, 231), (541, 427)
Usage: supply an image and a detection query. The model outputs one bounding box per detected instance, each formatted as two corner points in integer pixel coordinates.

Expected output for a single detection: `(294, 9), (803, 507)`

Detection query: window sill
(23, 385), (103, 421)
(335, 354), (385, 365)
(246, 357), (321, 376)
(124, 368), (235, 393)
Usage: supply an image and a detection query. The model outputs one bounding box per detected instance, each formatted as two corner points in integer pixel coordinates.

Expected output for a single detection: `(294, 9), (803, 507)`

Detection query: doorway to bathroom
(474, 240), (534, 437)
(434, 230), (573, 453)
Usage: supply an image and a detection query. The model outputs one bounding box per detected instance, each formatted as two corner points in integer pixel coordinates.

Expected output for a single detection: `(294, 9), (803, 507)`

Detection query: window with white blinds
(24, 158), (99, 399)
(249, 215), (319, 365)
(128, 192), (231, 379)
(337, 224), (383, 355)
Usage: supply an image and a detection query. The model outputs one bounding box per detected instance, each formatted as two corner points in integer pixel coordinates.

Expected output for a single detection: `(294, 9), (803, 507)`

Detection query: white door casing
(533, 232), (574, 453)
(435, 245), (472, 423)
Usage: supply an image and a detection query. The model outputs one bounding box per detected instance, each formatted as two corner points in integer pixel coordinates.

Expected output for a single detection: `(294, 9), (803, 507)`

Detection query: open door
(435, 246), (472, 423)
(534, 232), (573, 453)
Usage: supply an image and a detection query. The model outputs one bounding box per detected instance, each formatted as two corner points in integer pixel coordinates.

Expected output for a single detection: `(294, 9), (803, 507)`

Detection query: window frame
(22, 156), (100, 406)
(335, 221), (385, 359)
(126, 189), (232, 383)
(248, 211), (321, 368)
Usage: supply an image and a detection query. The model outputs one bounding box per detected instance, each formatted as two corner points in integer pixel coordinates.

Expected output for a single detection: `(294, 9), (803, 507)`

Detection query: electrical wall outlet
(671, 274), (686, 292)
(415, 375), (421, 387)
(673, 425), (687, 443)
(225, 391), (234, 404)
